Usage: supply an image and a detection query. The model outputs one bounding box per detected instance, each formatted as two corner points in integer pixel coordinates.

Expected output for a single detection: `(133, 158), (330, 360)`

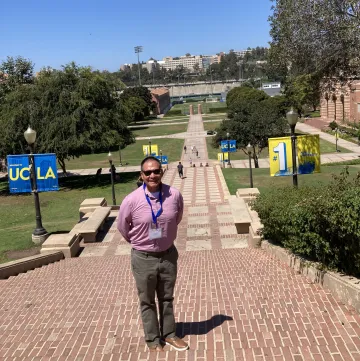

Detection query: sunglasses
(142, 169), (161, 176)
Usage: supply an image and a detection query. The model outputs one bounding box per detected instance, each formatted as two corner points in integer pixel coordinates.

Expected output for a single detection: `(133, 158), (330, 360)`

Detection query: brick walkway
(1, 115), (360, 360)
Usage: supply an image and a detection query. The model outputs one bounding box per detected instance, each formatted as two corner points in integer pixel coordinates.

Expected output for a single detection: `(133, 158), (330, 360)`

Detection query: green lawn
(132, 123), (188, 137)
(222, 165), (360, 194)
(63, 139), (184, 170)
(171, 101), (227, 114)
(0, 173), (139, 263)
(206, 137), (351, 160)
(204, 121), (222, 131)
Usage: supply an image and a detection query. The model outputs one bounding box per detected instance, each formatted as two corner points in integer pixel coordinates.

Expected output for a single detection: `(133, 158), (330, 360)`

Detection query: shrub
(209, 107), (228, 114)
(164, 109), (183, 117)
(252, 168), (360, 277)
(329, 121), (338, 130)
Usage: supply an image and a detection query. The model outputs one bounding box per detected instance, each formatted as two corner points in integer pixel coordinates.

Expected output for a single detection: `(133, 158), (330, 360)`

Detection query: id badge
(149, 224), (163, 240)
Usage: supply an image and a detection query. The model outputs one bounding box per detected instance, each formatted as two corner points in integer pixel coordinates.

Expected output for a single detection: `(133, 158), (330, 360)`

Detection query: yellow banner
(268, 137), (293, 176)
(143, 144), (159, 156)
(297, 135), (321, 174)
(218, 152), (229, 162)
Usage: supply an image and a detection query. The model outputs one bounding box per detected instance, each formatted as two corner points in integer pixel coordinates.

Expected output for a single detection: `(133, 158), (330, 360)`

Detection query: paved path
(1, 115), (360, 360)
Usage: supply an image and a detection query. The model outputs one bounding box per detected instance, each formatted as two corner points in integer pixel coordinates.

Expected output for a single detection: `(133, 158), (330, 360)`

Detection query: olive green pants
(131, 246), (178, 346)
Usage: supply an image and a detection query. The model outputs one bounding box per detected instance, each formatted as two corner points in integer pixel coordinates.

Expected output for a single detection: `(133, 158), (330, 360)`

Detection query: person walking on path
(117, 156), (189, 353)
(196, 150), (199, 158)
(177, 162), (184, 179)
(183, 145), (187, 154)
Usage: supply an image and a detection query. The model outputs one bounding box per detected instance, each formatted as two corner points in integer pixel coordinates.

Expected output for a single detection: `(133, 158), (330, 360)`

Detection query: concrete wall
(147, 81), (243, 98)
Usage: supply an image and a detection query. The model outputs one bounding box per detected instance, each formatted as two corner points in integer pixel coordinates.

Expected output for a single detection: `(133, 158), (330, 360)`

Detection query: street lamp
(107, 152), (116, 205)
(148, 137), (152, 156)
(247, 143), (254, 188)
(226, 132), (231, 166)
(335, 128), (339, 152)
(134, 45), (143, 86)
(286, 108), (298, 187)
(24, 126), (48, 243)
(160, 149), (163, 166)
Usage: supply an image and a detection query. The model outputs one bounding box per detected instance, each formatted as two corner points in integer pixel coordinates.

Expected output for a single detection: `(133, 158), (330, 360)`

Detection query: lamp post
(24, 126), (48, 243)
(118, 145), (122, 166)
(107, 152), (116, 205)
(226, 132), (231, 166)
(335, 128), (339, 152)
(134, 45), (143, 86)
(160, 149), (163, 166)
(148, 138), (152, 156)
(247, 143), (254, 188)
(286, 108), (298, 187)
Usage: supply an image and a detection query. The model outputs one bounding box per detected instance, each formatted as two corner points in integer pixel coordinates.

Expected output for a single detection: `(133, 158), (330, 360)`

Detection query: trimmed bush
(164, 109), (183, 117)
(209, 107), (228, 114)
(252, 168), (360, 277)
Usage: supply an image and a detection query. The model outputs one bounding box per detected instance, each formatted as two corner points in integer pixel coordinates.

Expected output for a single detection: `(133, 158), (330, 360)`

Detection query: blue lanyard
(143, 183), (163, 225)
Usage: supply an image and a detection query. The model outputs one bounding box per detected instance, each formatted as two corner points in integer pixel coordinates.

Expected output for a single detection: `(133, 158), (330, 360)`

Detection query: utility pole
(134, 46), (143, 86)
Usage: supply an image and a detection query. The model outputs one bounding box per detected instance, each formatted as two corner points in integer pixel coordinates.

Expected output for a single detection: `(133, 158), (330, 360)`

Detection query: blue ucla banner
(155, 155), (168, 165)
(220, 140), (237, 153)
(7, 154), (59, 194)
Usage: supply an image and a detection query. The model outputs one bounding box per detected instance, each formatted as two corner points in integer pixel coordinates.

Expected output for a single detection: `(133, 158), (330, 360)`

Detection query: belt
(132, 245), (175, 258)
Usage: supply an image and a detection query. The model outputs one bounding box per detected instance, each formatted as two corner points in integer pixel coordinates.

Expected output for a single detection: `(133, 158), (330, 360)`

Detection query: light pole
(226, 132), (231, 166)
(335, 128), (339, 152)
(247, 143), (254, 188)
(160, 149), (163, 166)
(24, 126), (48, 243)
(286, 108), (298, 187)
(209, 63), (213, 95)
(107, 152), (116, 205)
(148, 137), (152, 156)
(134, 45), (143, 86)
(118, 145), (122, 166)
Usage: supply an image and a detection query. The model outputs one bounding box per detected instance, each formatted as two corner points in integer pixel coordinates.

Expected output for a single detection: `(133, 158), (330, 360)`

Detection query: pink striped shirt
(117, 183), (183, 252)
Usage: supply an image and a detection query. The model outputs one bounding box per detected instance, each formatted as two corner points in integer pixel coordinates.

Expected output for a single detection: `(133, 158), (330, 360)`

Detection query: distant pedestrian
(183, 145), (187, 154)
(196, 150), (199, 157)
(189, 158), (192, 167)
(191, 146), (194, 153)
(177, 162), (184, 179)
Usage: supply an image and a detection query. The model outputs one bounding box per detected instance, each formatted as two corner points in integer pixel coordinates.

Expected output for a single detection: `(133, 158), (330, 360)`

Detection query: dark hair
(141, 156), (161, 171)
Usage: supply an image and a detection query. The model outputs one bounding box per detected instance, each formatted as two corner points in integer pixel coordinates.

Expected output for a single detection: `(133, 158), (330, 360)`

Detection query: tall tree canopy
(0, 62), (134, 173)
(269, 0), (360, 87)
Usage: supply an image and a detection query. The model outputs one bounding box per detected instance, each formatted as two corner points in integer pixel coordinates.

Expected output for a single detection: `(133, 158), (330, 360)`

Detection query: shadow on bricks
(176, 314), (233, 336)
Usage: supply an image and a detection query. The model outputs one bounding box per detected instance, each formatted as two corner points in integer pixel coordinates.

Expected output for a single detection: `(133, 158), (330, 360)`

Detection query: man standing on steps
(117, 156), (189, 353)
(177, 161), (184, 179)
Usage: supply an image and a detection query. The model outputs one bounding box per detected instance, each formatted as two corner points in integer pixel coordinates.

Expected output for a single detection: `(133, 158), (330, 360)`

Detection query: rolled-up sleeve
(117, 197), (132, 243)
(176, 192), (184, 225)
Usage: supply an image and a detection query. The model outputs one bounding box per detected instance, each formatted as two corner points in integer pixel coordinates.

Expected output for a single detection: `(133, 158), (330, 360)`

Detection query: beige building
(161, 54), (218, 71)
(320, 81), (360, 124)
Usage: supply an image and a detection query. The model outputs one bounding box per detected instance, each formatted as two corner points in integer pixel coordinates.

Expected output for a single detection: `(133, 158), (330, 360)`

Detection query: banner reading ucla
(220, 140), (237, 153)
(7, 154), (59, 194)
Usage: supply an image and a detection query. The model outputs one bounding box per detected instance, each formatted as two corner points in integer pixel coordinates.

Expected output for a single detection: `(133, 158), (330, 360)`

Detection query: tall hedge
(252, 168), (360, 277)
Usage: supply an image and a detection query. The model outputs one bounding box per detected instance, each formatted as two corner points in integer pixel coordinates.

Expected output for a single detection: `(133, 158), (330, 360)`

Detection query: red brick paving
(1, 249), (360, 360)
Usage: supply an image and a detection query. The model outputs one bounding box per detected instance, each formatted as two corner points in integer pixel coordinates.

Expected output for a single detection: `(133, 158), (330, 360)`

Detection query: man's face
(141, 160), (163, 191)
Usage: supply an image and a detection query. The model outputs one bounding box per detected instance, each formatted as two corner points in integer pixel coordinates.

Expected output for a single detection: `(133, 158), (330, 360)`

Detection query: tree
(120, 86), (153, 120)
(284, 74), (321, 115)
(214, 87), (288, 167)
(269, 0), (360, 88)
(0, 56), (34, 101)
(0, 62), (134, 173)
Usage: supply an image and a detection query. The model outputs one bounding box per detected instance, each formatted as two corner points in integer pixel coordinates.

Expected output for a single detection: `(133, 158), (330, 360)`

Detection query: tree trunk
(253, 153), (259, 168)
(58, 158), (67, 176)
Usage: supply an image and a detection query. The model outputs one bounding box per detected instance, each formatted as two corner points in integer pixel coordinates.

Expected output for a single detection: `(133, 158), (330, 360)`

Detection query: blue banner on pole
(155, 155), (168, 165)
(7, 154), (59, 194)
(220, 140), (237, 153)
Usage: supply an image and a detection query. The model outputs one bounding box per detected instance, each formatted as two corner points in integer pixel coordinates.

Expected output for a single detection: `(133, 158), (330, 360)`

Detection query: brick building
(320, 80), (360, 124)
(150, 88), (170, 115)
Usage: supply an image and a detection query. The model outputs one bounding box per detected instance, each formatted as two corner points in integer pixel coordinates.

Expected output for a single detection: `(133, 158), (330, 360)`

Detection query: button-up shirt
(117, 183), (184, 252)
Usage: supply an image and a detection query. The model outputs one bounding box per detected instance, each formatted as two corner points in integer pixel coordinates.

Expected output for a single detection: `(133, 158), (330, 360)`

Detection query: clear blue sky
(1, 0), (272, 72)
